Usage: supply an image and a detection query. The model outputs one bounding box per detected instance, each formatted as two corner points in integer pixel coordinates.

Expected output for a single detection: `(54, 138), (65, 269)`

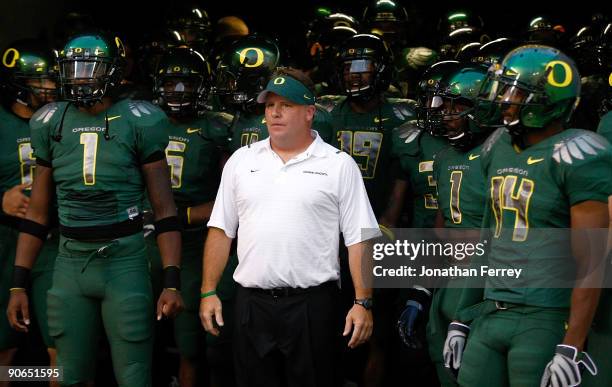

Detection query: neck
(11, 101), (34, 119)
(79, 97), (113, 115)
(523, 121), (564, 147)
(270, 129), (314, 163)
(349, 94), (382, 113)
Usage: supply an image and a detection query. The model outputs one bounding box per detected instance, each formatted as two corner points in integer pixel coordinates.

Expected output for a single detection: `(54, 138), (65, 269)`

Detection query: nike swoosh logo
(186, 128), (201, 134)
(527, 157), (544, 165)
(468, 154), (480, 160)
(107, 115), (121, 121)
(374, 117), (390, 123)
(261, 118), (266, 124)
(250, 169), (259, 173)
(303, 94), (312, 100)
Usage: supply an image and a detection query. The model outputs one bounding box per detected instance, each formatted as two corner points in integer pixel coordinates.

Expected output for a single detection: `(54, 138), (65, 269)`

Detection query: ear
(305, 105), (316, 122)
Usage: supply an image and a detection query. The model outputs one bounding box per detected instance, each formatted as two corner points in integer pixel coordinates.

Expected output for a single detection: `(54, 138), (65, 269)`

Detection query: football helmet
(416, 60), (461, 135)
(213, 34), (280, 110)
(336, 33), (392, 101)
(58, 32), (126, 106)
(154, 47), (211, 116)
(1, 40), (58, 108)
(477, 45), (580, 136)
(362, 0), (409, 49)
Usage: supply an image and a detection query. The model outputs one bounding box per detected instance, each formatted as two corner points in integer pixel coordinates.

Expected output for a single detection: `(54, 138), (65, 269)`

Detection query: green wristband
(200, 290), (217, 299)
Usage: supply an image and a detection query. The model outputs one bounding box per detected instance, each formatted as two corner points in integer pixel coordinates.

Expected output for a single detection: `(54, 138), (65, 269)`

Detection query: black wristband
(142, 150), (165, 165)
(12, 265), (31, 289)
(154, 216), (182, 236)
(163, 266), (181, 290)
(19, 219), (49, 241)
(36, 158), (52, 168)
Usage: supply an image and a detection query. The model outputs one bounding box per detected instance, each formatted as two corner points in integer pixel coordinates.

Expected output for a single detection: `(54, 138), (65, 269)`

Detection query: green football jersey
(391, 123), (448, 227)
(597, 110), (612, 143)
(319, 95), (416, 217)
(228, 104), (334, 152)
(434, 143), (487, 228)
(165, 112), (231, 208)
(481, 128), (612, 307)
(0, 106), (35, 198)
(30, 99), (169, 228)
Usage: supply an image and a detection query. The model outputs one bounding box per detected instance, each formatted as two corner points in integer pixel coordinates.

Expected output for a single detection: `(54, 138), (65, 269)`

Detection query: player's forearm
(348, 241), (373, 299)
(14, 233), (44, 269)
(201, 227), (232, 292)
(157, 231), (182, 268)
(379, 179), (407, 228)
(563, 287), (601, 351)
(143, 159), (178, 220)
(182, 201), (214, 226)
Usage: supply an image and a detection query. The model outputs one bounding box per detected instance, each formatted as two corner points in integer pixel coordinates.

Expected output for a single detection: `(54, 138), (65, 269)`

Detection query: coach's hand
(343, 304), (373, 349)
(7, 289), (30, 332)
(200, 294), (224, 336)
(157, 288), (184, 320)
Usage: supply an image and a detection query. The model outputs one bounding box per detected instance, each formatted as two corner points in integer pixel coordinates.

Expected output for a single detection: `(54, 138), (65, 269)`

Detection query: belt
(244, 281), (337, 298)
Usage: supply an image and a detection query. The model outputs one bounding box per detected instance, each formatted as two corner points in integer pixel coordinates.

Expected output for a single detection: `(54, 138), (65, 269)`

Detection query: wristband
(12, 265), (31, 289)
(19, 219), (49, 241)
(155, 216), (182, 236)
(200, 290), (217, 299)
(163, 265), (181, 290)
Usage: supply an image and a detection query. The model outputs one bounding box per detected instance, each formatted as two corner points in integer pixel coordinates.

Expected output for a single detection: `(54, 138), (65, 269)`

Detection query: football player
(6, 32), (184, 387)
(0, 40), (60, 387)
(445, 45), (611, 387)
(147, 47), (232, 387)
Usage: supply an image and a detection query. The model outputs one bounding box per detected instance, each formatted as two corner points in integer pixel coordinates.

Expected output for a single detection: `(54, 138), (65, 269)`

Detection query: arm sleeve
(206, 150), (241, 238)
(338, 154), (381, 246)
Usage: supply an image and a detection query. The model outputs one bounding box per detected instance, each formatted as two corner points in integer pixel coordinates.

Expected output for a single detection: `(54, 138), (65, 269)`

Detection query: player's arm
(564, 200), (609, 350)
(7, 165), (54, 332)
(179, 201), (215, 226)
(143, 158), (184, 319)
(379, 178), (407, 229)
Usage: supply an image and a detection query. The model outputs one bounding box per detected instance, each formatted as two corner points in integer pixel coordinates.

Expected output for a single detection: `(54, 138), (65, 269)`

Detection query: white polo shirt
(208, 130), (381, 289)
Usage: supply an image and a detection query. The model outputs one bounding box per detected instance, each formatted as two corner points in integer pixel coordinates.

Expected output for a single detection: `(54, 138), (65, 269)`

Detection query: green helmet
(478, 44), (580, 133)
(58, 32), (126, 105)
(154, 47), (211, 116)
(416, 60), (461, 135)
(213, 34), (280, 110)
(1, 39), (58, 108)
(430, 64), (490, 149)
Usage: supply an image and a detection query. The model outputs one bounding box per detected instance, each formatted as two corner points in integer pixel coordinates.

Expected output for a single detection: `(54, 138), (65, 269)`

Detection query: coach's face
(264, 93), (315, 141)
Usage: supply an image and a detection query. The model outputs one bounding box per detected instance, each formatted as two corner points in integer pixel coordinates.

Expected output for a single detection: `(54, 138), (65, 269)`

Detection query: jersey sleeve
(555, 132), (612, 205)
(597, 111), (612, 144)
(313, 104), (334, 143)
(29, 103), (62, 165)
(203, 111), (232, 149)
(129, 101), (170, 163)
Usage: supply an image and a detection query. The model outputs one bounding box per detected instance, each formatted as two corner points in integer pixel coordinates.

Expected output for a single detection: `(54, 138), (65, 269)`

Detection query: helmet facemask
(213, 65), (269, 111)
(156, 75), (204, 117)
(341, 57), (383, 102)
(13, 74), (58, 108)
(59, 55), (121, 107)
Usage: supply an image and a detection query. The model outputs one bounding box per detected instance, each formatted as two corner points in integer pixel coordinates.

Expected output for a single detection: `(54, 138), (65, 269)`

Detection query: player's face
(443, 98), (471, 132)
(264, 93), (314, 141)
(25, 78), (57, 108)
(499, 85), (529, 125)
(343, 59), (374, 93)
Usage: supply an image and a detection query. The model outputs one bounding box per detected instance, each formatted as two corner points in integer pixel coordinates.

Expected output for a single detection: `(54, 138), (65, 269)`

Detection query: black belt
(60, 216), (143, 241)
(244, 280), (337, 298)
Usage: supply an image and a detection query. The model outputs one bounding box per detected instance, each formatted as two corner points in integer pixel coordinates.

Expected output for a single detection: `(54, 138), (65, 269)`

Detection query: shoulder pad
(552, 130), (610, 165)
(395, 121), (423, 144)
(203, 111), (234, 128)
(481, 127), (507, 156)
(316, 95), (345, 112)
(31, 102), (64, 125)
(126, 100), (164, 118)
(387, 98), (417, 121)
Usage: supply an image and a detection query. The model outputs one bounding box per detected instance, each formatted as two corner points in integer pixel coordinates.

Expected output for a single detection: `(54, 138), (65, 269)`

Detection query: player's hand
(156, 288), (184, 320)
(540, 344), (597, 387)
(2, 183), (31, 218)
(443, 321), (470, 380)
(199, 294), (224, 336)
(398, 300), (424, 349)
(6, 289), (30, 332)
(343, 304), (373, 349)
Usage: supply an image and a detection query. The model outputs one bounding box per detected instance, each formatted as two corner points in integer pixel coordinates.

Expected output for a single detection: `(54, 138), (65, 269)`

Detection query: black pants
(233, 282), (342, 387)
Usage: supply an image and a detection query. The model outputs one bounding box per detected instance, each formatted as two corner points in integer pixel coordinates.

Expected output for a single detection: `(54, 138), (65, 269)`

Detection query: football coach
(199, 67), (380, 387)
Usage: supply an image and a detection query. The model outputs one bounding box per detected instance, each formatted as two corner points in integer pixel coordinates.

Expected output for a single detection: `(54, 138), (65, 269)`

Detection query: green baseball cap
(256, 75), (316, 105)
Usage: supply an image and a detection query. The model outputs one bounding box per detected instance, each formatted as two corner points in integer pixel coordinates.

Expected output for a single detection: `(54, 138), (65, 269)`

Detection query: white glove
(540, 344), (598, 387)
(443, 322), (470, 374)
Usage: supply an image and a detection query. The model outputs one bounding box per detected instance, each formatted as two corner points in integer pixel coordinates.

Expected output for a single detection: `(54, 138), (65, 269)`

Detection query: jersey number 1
(80, 133), (98, 186)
